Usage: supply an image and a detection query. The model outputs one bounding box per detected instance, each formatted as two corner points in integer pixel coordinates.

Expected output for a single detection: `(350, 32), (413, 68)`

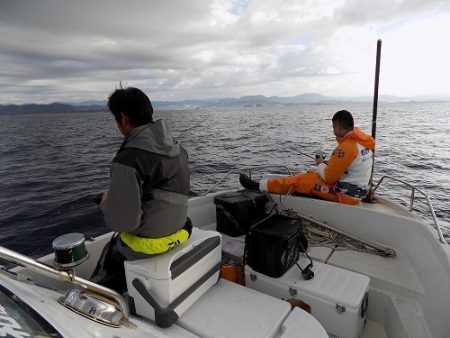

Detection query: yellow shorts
(120, 228), (190, 255)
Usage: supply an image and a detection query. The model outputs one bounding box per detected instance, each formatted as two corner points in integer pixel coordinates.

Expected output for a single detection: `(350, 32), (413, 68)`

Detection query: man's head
(108, 87), (153, 135)
(332, 110), (354, 137)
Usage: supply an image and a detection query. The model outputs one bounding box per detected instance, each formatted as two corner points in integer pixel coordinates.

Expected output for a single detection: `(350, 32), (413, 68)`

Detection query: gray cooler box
(125, 228), (222, 328)
(245, 258), (370, 338)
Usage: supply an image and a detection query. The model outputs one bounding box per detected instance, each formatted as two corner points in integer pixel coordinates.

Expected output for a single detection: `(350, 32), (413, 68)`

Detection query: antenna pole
(364, 39), (382, 202)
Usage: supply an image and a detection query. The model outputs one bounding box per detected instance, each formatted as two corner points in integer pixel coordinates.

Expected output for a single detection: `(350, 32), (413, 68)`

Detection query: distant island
(0, 102), (105, 115)
(1, 93), (450, 114)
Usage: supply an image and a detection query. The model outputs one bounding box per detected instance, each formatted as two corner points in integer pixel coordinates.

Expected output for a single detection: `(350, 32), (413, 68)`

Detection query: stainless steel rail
(372, 175), (447, 244)
(203, 164), (294, 196)
(0, 245), (130, 321)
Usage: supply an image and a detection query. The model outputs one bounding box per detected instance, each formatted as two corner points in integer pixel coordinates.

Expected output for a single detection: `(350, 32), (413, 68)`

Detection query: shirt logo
(313, 184), (336, 195)
(168, 239), (181, 250)
(333, 148), (346, 158)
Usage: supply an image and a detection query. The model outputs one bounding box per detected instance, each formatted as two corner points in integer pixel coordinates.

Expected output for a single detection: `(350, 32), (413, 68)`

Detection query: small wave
(2, 103), (450, 255)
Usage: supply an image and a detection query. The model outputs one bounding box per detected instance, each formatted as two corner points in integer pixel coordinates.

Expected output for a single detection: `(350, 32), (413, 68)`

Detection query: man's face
(116, 113), (133, 136)
(332, 121), (346, 138)
(116, 119), (126, 136)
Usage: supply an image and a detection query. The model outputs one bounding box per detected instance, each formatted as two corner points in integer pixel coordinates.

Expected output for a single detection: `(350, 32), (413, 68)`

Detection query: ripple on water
(1, 102), (450, 255)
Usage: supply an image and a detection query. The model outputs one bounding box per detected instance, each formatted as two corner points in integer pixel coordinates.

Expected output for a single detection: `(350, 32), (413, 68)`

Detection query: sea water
(1, 102), (449, 257)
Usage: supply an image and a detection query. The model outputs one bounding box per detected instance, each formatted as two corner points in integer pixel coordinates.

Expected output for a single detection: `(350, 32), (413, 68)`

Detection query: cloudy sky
(1, 0), (449, 104)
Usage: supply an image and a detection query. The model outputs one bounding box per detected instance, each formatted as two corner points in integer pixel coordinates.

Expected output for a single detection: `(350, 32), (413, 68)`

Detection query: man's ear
(120, 112), (130, 126)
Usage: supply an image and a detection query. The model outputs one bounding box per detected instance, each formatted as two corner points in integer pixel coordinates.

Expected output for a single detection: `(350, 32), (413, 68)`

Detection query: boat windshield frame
(0, 283), (63, 338)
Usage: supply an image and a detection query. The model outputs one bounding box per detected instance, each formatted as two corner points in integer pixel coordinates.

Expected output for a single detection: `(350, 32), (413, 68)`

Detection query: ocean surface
(1, 102), (450, 258)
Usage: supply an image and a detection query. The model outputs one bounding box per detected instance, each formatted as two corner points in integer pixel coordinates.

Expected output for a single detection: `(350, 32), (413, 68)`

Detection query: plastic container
(213, 190), (269, 237)
(221, 263), (245, 285)
(125, 228), (222, 327)
(245, 260), (370, 338)
(246, 215), (306, 278)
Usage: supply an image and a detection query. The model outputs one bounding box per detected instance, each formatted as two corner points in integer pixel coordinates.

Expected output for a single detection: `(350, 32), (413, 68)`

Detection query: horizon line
(3, 92), (450, 106)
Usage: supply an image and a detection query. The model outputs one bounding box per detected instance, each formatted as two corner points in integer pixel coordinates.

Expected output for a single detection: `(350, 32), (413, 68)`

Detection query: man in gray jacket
(94, 86), (191, 291)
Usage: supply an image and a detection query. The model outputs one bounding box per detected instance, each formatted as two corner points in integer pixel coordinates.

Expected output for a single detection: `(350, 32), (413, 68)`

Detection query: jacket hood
(337, 127), (375, 150)
(122, 119), (180, 157)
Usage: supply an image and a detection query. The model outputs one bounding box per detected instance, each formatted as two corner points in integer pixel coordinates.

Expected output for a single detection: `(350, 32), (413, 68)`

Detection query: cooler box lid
(248, 258), (370, 310)
(178, 279), (292, 338)
(252, 215), (299, 238)
(125, 228), (221, 280)
(213, 190), (268, 207)
(302, 260), (370, 309)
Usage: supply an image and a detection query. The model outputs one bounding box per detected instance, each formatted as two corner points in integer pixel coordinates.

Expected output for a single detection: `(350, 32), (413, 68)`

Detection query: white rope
(280, 208), (396, 257)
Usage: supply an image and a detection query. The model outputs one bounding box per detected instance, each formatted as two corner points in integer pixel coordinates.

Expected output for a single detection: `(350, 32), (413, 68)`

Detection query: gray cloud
(0, 0), (449, 103)
(334, 0), (446, 26)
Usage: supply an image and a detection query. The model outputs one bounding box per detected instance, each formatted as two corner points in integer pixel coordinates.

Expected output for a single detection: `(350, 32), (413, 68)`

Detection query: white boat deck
(308, 245), (424, 300)
(187, 190), (450, 337)
(362, 320), (388, 338)
(2, 190), (448, 338)
(216, 225), (428, 337)
(211, 203), (434, 337)
(308, 246), (427, 338)
(327, 248), (424, 300)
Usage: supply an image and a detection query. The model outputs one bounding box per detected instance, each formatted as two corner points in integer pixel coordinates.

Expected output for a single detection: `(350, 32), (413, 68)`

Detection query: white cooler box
(245, 259), (370, 338)
(179, 279), (329, 338)
(125, 228), (222, 328)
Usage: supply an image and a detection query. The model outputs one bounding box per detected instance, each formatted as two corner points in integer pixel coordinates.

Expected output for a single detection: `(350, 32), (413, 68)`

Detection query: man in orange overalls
(240, 110), (375, 205)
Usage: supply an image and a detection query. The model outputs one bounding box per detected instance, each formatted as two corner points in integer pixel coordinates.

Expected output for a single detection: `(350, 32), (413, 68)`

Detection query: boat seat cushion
(178, 278), (326, 338)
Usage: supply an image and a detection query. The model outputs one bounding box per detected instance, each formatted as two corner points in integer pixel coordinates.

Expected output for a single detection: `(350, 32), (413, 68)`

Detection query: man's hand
(315, 154), (325, 165)
(100, 192), (108, 206)
(94, 192), (108, 206)
(315, 154), (329, 166)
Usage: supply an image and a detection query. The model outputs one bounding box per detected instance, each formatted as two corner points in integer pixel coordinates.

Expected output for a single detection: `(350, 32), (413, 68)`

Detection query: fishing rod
(298, 150), (326, 161)
(364, 39), (382, 202)
(37, 195), (100, 230)
(298, 151), (315, 160)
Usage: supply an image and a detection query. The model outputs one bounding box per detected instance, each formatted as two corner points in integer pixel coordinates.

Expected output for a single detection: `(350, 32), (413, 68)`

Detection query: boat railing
(203, 164), (294, 196)
(372, 175), (447, 244)
(0, 245), (130, 321)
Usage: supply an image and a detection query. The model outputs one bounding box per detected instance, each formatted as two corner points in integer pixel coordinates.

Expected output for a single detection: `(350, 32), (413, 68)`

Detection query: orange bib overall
(264, 172), (360, 205)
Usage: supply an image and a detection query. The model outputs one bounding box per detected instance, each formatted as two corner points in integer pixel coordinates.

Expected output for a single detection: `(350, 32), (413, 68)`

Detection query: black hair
(107, 87), (153, 127)
(332, 110), (354, 130)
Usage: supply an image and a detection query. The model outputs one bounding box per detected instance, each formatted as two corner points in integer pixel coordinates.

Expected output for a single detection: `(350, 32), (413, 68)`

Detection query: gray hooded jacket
(102, 119), (190, 239)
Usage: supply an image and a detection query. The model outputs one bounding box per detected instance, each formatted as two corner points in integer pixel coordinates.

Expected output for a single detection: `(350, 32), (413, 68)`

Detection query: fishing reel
(315, 151), (326, 161)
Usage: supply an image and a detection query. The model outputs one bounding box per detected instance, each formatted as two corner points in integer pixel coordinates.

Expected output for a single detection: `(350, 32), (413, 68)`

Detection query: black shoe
(239, 173), (260, 191)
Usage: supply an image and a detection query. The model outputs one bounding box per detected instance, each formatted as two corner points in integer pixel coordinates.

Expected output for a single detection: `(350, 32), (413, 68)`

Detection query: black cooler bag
(213, 190), (269, 237)
(246, 215), (308, 278)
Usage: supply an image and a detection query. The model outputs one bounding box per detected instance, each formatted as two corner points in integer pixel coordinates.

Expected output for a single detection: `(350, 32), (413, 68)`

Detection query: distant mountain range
(0, 102), (105, 115)
(1, 93), (450, 114)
